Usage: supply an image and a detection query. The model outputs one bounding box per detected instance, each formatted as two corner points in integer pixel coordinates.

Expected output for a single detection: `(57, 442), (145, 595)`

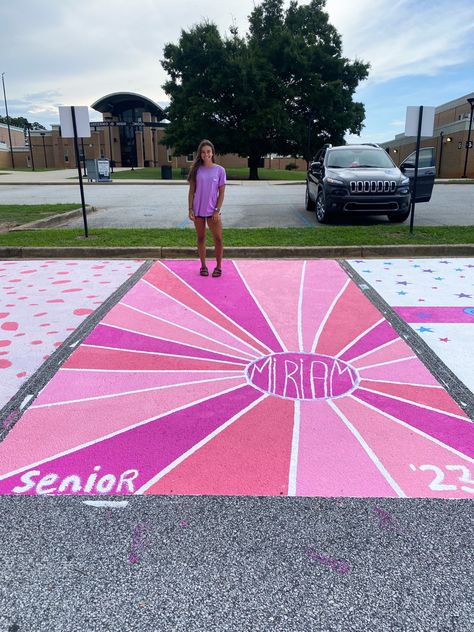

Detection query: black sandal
(200, 266), (209, 276)
(212, 267), (222, 277)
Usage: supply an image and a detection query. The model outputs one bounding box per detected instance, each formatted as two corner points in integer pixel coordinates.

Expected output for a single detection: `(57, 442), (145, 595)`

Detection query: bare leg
(207, 215), (223, 269)
(194, 217), (207, 267)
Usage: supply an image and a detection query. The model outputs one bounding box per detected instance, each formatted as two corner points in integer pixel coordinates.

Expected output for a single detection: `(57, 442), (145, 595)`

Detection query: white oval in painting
(245, 352), (359, 401)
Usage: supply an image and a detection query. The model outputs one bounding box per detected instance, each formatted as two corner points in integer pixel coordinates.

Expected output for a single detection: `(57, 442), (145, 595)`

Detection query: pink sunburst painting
(0, 260), (472, 498)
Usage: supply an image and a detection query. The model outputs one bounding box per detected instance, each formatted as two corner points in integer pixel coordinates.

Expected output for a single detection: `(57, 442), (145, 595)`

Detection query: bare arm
(188, 180), (196, 220)
(212, 185), (226, 221)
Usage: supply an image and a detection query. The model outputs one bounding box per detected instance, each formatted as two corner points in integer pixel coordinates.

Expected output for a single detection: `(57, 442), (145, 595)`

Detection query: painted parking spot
(349, 258), (474, 391)
(0, 259), (472, 498)
(0, 259), (143, 408)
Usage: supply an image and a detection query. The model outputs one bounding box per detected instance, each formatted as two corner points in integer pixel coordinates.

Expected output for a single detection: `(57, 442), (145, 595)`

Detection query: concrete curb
(9, 205), (98, 231)
(0, 244), (473, 259)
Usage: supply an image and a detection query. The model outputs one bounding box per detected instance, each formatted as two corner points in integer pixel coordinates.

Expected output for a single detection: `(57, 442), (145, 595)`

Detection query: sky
(1, 0), (474, 144)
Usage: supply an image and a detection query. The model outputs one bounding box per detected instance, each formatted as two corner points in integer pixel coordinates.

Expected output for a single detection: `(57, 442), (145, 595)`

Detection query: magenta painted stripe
(0, 386), (260, 496)
(339, 321), (398, 362)
(394, 306), (474, 323)
(84, 324), (247, 365)
(163, 260), (283, 352)
(353, 388), (474, 458)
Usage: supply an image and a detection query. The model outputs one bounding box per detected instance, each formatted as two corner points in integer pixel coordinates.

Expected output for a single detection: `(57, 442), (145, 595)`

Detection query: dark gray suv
(306, 144), (435, 223)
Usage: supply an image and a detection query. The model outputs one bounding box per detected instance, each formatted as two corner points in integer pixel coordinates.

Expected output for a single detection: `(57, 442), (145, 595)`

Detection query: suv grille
(350, 180), (397, 194)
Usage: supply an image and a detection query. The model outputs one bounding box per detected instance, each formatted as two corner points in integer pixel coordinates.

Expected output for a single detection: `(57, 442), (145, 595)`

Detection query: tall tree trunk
(248, 153), (261, 180)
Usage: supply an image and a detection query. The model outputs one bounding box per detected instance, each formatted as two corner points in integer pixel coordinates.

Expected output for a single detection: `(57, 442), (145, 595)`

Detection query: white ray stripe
(30, 375), (246, 409)
(288, 400), (300, 496)
(298, 262), (307, 352)
(327, 399), (407, 497)
(118, 301), (258, 360)
(360, 378), (442, 389)
(233, 260), (288, 352)
(96, 322), (251, 364)
(135, 394), (268, 495)
(348, 394), (474, 465)
(60, 368), (243, 374)
(80, 343), (247, 366)
(335, 317), (386, 359)
(148, 262), (275, 354)
(346, 336), (400, 364)
(359, 355), (417, 370)
(356, 386), (472, 423)
(310, 278), (350, 353)
(0, 382), (249, 482)
(139, 277), (267, 358)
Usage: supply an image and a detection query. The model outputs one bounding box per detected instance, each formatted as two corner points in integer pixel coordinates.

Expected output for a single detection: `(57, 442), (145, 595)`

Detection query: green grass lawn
(0, 225), (473, 247)
(0, 204), (81, 225)
(111, 167), (306, 181)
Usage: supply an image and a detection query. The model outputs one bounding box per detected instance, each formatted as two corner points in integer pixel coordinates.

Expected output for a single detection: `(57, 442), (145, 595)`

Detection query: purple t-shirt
(193, 164), (226, 217)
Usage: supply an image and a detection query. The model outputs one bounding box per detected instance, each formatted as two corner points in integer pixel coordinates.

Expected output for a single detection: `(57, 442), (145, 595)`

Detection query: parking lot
(1, 181), (474, 227)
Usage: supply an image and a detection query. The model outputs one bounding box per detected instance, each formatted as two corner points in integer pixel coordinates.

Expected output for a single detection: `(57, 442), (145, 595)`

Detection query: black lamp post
(438, 131), (452, 177)
(1, 72), (15, 169)
(306, 114), (317, 170)
(462, 97), (474, 178)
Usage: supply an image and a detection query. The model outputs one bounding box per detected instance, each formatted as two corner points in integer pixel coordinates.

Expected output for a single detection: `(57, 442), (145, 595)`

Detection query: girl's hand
(212, 210), (221, 221)
(188, 209), (195, 221)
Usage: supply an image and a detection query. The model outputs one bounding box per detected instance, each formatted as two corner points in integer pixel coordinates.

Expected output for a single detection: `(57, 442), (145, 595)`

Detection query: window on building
(64, 152), (69, 163)
(187, 154), (193, 162)
(167, 151), (173, 162)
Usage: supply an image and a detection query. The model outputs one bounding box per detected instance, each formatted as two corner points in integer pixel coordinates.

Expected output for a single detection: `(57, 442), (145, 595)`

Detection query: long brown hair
(188, 139), (216, 183)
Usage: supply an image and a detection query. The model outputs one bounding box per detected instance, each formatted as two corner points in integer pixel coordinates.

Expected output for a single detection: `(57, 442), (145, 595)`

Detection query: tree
(161, 0), (369, 179)
(0, 116), (46, 130)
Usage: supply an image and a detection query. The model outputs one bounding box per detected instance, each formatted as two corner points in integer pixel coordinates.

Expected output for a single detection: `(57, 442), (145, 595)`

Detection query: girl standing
(188, 139), (226, 277)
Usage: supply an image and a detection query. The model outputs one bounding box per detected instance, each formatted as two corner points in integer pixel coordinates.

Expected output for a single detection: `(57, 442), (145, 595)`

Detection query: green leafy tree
(0, 116), (46, 130)
(161, 0), (369, 179)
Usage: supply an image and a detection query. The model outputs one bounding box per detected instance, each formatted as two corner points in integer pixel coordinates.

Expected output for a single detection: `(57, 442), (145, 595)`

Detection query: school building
(1, 90), (473, 176)
(380, 92), (474, 178)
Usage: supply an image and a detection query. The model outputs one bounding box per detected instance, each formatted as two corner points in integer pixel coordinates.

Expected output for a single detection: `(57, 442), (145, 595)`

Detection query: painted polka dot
(73, 308), (93, 316)
(1, 322), (18, 331)
(0, 359), (12, 369)
(0, 340), (11, 347)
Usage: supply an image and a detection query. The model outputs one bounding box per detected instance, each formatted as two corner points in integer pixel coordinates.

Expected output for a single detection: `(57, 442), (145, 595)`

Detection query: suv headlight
(400, 177), (410, 185)
(324, 177), (345, 186)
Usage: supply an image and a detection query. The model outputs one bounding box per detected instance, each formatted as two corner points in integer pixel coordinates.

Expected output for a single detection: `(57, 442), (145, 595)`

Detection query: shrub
(285, 162), (298, 171)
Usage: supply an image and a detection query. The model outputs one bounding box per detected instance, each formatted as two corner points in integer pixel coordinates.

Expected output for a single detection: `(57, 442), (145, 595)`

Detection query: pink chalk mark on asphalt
(305, 549), (351, 574)
(128, 523), (150, 564)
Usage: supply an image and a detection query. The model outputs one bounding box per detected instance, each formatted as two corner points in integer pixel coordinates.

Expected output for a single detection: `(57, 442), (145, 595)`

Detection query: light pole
(27, 125), (35, 171)
(306, 114), (317, 169)
(1, 72), (15, 169)
(438, 131), (452, 177)
(462, 97), (474, 178)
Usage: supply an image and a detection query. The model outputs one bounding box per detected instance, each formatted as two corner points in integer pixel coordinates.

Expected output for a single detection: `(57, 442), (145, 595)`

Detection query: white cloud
(2, 0), (474, 136)
(325, 0), (474, 83)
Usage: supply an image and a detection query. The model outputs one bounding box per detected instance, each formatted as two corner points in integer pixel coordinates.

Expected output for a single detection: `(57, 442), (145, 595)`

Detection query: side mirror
(400, 161), (415, 171)
(310, 161), (322, 173)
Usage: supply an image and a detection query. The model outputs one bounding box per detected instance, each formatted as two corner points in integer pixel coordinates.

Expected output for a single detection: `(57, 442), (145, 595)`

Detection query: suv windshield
(327, 148), (395, 169)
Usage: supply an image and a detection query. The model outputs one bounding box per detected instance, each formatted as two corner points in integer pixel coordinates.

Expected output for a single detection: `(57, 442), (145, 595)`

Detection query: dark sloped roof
(91, 92), (166, 120)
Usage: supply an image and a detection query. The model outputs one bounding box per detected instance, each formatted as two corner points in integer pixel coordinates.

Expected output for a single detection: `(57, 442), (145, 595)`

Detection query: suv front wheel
(316, 191), (332, 223)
